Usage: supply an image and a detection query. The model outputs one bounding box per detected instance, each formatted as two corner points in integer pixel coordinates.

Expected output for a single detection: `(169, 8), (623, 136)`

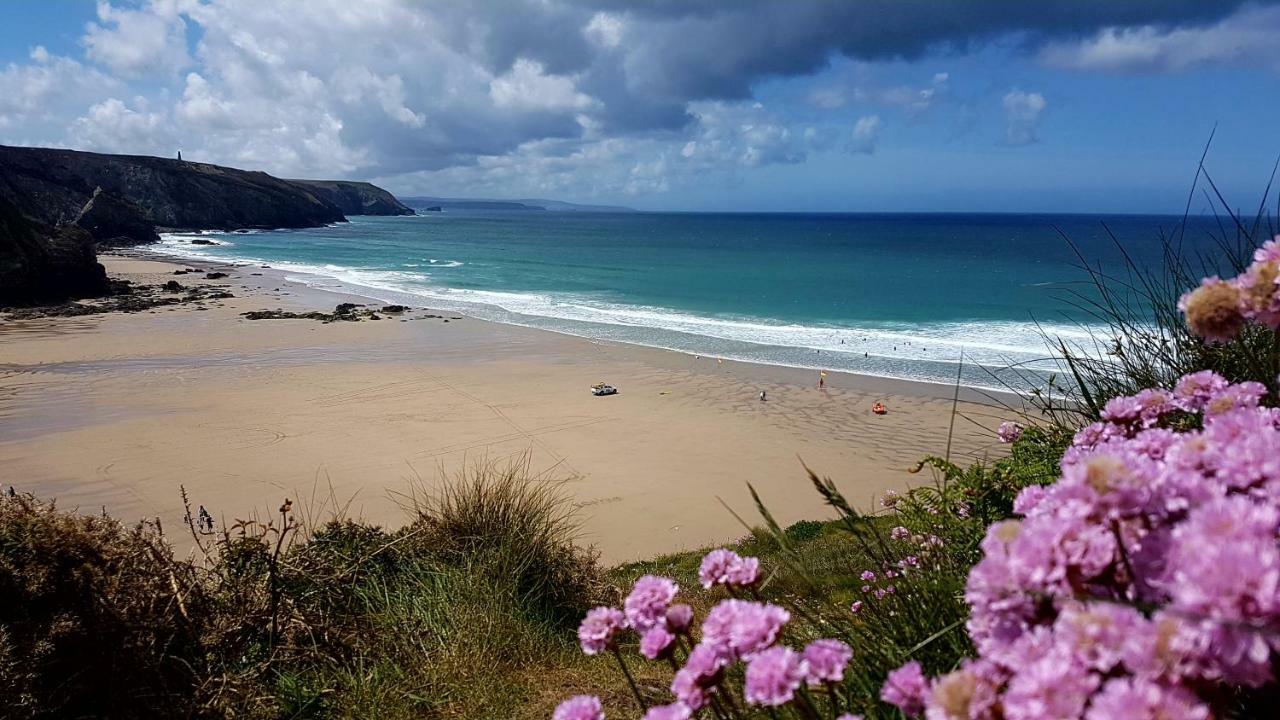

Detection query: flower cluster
(1180, 236), (1280, 342)
(885, 369), (1280, 719)
(997, 421), (1023, 444)
(559, 548), (853, 719)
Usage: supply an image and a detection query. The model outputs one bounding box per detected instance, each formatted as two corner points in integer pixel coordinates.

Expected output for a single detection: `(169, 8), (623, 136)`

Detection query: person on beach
(760, 390), (767, 402)
(819, 372), (826, 389)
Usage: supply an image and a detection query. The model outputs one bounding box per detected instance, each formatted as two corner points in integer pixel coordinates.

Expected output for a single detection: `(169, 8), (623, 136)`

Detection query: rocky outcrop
(0, 195), (108, 306)
(0, 145), (347, 236)
(72, 187), (161, 247)
(286, 180), (415, 216)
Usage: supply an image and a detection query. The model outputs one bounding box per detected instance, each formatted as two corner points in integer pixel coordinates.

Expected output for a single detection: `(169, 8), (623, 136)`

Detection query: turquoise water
(151, 211), (1225, 390)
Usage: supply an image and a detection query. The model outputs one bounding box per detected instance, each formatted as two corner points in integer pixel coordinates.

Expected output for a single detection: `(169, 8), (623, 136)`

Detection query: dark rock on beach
(71, 187), (161, 247)
(0, 195), (108, 306)
(205, 272), (228, 280)
(381, 304), (408, 313)
(190, 239), (216, 245)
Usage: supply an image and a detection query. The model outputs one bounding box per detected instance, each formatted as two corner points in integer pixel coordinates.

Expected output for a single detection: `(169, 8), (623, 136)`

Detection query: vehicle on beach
(590, 383), (618, 396)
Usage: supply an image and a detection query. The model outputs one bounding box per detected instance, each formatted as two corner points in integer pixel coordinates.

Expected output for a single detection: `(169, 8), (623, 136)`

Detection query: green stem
(612, 646), (648, 711)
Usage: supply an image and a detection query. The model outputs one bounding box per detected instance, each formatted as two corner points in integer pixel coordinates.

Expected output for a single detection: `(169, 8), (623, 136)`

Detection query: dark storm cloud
(564, 0), (1271, 102)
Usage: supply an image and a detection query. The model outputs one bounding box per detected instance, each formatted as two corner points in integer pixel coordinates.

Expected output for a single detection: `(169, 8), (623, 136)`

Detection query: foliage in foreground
(0, 459), (609, 719)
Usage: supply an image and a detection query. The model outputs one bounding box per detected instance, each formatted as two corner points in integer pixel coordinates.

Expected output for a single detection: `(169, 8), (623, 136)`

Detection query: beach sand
(0, 255), (1018, 563)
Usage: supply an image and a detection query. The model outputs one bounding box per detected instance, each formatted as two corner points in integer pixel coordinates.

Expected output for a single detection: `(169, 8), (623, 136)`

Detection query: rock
(72, 187), (161, 247)
(190, 239), (216, 245)
(0, 196), (108, 306)
(162, 280), (184, 292)
(205, 272), (228, 280)
(381, 304), (408, 313)
(285, 180), (415, 216)
(334, 302), (362, 314)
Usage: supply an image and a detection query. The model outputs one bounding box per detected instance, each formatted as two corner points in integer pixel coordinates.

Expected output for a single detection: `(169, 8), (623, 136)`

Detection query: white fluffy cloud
(82, 0), (191, 77)
(1039, 5), (1280, 74)
(1002, 90), (1046, 146)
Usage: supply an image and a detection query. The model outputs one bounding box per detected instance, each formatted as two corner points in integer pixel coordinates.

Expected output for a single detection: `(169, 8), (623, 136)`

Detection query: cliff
(0, 195), (108, 306)
(0, 145), (346, 240)
(286, 180), (414, 216)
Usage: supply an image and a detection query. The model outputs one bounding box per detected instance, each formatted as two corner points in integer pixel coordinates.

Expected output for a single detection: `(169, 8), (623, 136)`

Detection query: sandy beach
(1, 254), (1015, 563)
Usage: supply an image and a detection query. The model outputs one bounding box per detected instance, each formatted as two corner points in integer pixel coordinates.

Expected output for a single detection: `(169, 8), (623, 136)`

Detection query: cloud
(1002, 90), (1046, 146)
(69, 97), (174, 155)
(0, 0), (1272, 199)
(82, 0), (191, 78)
(0, 46), (121, 124)
(489, 59), (597, 112)
(848, 115), (882, 154)
(1038, 4), (1280, 73)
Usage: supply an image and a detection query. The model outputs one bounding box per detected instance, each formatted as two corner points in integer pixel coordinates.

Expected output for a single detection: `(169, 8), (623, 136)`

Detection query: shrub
(0, 495), (211, 719)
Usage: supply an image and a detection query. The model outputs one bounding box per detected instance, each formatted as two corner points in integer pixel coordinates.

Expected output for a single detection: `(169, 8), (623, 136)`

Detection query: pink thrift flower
(698, 548), (760, 588)
(850, 600), (863, 614)
(998, 421), (1024, 443)
(577, 606), (625, 655)
(553, 695), (604, 720)
(861, 569), (877, 581)
(890, 526), (911, 541)
(640, 626), (675, 660)
(625, 575), (679, 631)
(666, 603), (694, 633)
(1085, 678), (1210, 720)
(881, 661), (929, 716)
(882, 489), (901, 508)
(670, 642), (731, 710)
(744, 646), (809, 707)
(701, 599), (790, 659)
(803, 638), (852, 684)
(642, 703), (691, 720)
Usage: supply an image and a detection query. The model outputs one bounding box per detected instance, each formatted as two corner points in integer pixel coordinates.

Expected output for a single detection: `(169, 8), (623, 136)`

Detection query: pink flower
(882, 489), (901, 508)
(803, 639), (852, 684)
(1085, 678), (1210, 720)
(578, 607), (625, 655)
(881, 661), (929, 716)
(640, 626), (675, 660)
(642, 703), (691, 720)
(891, 526), (911, 541)
(701, 599), (790, 659)
(625, 575), (679, 631)
(998, 421), (1024, 443)
(553, 695), (604, 720)
(698, 548), (761, 588)
(666, 603), (694, 633)
(850, 600), (863, 614)
(671, 643), (731, 710)
(744, 646), (809, 707)
(861, 569), (877, 581)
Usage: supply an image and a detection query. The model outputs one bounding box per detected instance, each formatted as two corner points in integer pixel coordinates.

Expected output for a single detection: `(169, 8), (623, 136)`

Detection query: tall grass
(1039, 154), (1280, 423)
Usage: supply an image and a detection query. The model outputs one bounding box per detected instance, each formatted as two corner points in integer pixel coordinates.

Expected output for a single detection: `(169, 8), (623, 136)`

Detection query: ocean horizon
(149, 209), (1227, 391)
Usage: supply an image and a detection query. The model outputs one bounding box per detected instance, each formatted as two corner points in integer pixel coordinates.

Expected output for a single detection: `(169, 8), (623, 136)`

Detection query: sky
(2, 1), (1280, 213)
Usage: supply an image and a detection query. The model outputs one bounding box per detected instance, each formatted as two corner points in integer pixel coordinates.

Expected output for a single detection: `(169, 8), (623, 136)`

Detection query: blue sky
(1, 1), (1278, 213)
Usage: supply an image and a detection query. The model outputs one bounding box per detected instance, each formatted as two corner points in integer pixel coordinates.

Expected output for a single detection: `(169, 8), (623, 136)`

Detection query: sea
(149, 210), (1232, 392)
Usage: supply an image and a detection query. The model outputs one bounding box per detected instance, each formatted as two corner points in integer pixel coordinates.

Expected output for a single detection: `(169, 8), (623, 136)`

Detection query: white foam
(141, 242), (1111, 390)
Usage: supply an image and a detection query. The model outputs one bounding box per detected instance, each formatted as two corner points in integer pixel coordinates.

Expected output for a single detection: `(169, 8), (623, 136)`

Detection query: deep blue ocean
(151, 210), (1227, 391)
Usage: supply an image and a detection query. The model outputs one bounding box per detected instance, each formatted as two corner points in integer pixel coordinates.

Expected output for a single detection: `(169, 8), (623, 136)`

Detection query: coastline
(0, 252), (1016, 563)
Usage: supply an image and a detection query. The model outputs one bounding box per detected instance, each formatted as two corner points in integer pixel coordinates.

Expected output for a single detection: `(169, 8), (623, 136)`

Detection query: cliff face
(0, 145), (347, 237)
(72, 187), (162, 247)
(0, 195), (108, 306)
(286, 180), (414, 216)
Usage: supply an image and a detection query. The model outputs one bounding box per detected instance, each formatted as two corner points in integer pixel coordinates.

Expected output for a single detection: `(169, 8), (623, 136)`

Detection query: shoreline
(139, 241), (1032, 402)
(0, 252), (1016, 563)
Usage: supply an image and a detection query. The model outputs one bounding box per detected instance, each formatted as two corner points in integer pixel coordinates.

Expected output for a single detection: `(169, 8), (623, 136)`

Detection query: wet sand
(0, 255), (1019, 563)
